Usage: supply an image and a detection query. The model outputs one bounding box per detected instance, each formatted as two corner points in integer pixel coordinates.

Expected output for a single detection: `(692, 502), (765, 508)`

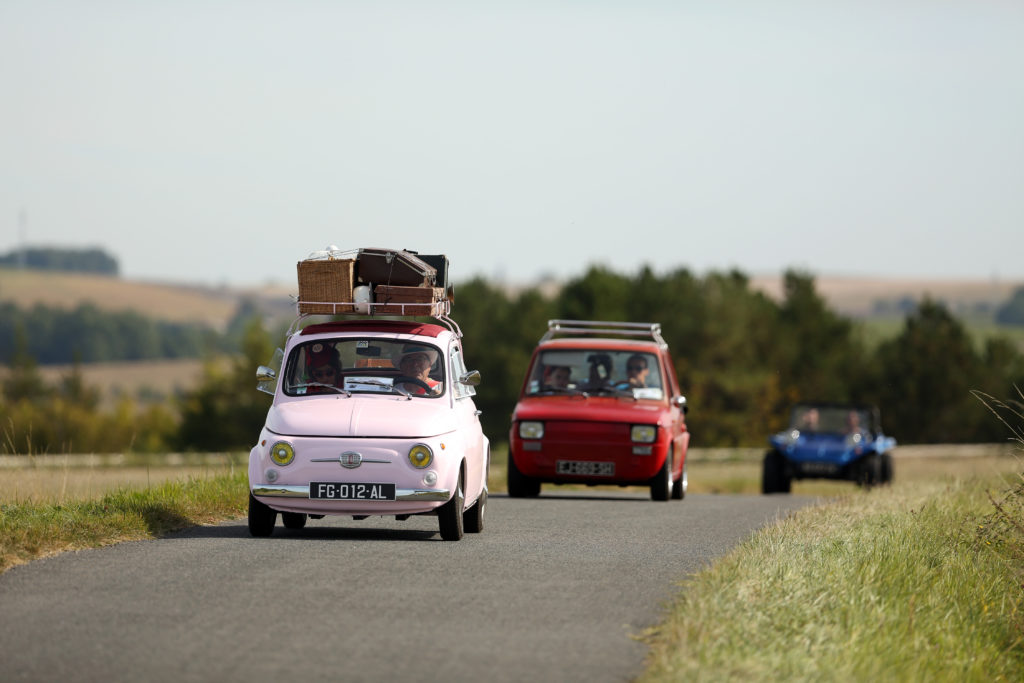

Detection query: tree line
(0, 302), (218, 364)
(0, 247), (119, 275)
(456, 267), (1024, 447)
(2, 266), (1022, 454)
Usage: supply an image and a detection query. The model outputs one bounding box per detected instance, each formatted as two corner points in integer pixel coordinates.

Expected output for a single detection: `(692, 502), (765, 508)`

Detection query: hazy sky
(2, 1), (1022, 289)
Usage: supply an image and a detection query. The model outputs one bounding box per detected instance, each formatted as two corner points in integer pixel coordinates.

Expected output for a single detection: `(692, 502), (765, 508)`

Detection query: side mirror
(257, 348), (284, 396)
(459, 370), (482, 387)
(256, 366), (278, 396)
(674, 395), (688, 414)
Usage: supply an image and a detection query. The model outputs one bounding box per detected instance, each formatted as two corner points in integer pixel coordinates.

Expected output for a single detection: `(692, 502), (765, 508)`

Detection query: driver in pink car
(394, 344), (441, 395)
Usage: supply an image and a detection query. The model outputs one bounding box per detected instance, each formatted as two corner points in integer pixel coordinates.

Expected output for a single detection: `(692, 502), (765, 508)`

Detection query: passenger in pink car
(306, 343), (342, 392)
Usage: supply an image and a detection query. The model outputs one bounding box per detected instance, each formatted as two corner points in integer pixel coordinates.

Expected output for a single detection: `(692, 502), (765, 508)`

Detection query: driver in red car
(394, 344), (441, 395)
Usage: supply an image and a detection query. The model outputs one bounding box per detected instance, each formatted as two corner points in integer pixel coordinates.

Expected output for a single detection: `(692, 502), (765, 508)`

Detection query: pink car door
(449, 342), (486, 500)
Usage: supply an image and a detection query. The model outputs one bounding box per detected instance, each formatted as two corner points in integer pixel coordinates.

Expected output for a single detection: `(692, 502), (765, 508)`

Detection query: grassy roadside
(638, 473), (1024, 681)
(2, 445), (1017, 575)
(0, 471), (248, 574)
(5, 445), (1024, 679)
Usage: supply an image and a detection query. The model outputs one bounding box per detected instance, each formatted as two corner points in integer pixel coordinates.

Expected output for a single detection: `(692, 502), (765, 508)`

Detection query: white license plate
(309, 482), (396, 500)
(556, 460), (615, 476)
(800, 462), (839, 475)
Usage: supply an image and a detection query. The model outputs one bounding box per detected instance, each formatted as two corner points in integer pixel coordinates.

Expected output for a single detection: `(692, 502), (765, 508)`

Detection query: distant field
(0, 358), (209, 406)
(0, 267), (295, 329)
(748, 273), (1022, 319)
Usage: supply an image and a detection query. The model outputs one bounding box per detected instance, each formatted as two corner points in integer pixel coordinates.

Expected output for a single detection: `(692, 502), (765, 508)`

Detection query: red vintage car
(507, 320), (690, 501)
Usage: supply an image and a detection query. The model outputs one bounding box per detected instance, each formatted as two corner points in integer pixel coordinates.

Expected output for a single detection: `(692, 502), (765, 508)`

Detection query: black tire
(762, 450), (791, 494)
(463, 487), (486, 533)
(281, 512), (307, 530)
(650, 452), (672, 501)
(672, 457), (686, 500)
(880, 453), (894, 485)
(856, 453), (882, 488)
(438, 472), (465, 541)
(507, 451), (541, 498)
(248, 492), (277, 537)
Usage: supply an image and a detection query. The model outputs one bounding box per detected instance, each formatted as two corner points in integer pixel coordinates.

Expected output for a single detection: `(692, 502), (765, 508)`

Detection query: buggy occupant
(797, 407), (820, 432)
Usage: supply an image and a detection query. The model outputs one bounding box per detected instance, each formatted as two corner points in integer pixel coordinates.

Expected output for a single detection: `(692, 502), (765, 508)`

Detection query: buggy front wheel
(762, 450), (791, 494)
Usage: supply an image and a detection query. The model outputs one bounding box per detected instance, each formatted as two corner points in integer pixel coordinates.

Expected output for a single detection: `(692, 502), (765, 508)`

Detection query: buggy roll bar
(540, 320), (667, 347)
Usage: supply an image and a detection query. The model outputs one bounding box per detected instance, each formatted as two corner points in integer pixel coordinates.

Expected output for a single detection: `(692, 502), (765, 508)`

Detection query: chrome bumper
(252, 484), (450, 501)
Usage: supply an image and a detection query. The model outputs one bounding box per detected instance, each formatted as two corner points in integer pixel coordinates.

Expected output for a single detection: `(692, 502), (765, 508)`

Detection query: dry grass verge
(0, 471), (248, 574)
(639, 471), (1024, 681)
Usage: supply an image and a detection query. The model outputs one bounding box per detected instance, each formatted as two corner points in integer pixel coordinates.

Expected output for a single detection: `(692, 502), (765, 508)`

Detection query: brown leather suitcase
(356, 248), (436, 287)
(373, 285), (446, 315)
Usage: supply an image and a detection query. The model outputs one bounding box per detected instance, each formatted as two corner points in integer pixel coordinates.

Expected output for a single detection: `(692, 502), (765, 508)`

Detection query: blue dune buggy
(762, 402), (896, 494)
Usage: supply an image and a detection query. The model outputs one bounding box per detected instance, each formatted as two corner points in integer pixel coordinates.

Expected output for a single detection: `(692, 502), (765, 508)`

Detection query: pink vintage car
(248, 318), (489, 540)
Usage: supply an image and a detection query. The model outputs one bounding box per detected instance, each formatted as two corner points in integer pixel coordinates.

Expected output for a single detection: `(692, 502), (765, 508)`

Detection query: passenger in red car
(543, 365), (571, 389)
(583, 353), (613, 390)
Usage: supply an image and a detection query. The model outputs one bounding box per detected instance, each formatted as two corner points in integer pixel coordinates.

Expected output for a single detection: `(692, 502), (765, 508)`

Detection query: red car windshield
(525, 348), (663, 399)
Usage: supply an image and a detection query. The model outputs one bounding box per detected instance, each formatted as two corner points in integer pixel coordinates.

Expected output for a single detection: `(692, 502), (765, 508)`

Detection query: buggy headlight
(408, 444), (433, 469)
(269, 441), (295, 466)
(519, 421), (544, 439)
(631, 425), (656, 443)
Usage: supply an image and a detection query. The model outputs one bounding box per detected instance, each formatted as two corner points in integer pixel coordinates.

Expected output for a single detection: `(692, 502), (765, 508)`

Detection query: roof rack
(540, 320), (666, 347)
(286, 300), (462, 339)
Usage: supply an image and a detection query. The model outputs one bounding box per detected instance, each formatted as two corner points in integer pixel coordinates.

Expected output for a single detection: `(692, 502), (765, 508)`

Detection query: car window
(790, 406), (871, 434)
(525, 348), (664, 399)
(449, 345), (475, 399)
(283, 338), (445, 398)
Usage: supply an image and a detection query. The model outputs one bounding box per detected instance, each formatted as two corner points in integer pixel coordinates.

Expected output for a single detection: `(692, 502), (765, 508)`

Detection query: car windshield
(524, 348), (664, 399)
(789, 406), (873, 435)
(283, 338), (445, 398)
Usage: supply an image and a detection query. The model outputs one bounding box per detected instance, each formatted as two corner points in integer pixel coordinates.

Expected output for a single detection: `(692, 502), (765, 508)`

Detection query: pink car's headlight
(408, 444), (433, 468)
(269, 441), (295, 466)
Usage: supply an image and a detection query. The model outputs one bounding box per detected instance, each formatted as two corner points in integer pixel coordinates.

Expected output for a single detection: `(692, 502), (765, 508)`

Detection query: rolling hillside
(0, 267), (295, 331)
(3, 266), (1020, 328)
(747, 273), (1020, 320)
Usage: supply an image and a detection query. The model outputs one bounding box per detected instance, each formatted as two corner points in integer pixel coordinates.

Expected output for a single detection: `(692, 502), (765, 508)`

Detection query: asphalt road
(1, 492), (815, 683)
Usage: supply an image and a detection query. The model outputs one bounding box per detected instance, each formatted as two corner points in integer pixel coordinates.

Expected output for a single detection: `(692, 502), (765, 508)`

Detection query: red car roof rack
(540, 319), (666, 347)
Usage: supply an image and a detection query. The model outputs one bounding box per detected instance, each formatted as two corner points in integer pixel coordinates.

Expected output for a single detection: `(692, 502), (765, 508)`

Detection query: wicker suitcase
(296, 258), (356, 314)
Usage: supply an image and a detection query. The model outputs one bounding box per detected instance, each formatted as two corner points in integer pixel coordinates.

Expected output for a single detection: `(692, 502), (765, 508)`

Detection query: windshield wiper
(345, 378), (413, 400)
(534, 386), (586, 396)
(290, 382), (352, 397)
(587, 384), (632, 396)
